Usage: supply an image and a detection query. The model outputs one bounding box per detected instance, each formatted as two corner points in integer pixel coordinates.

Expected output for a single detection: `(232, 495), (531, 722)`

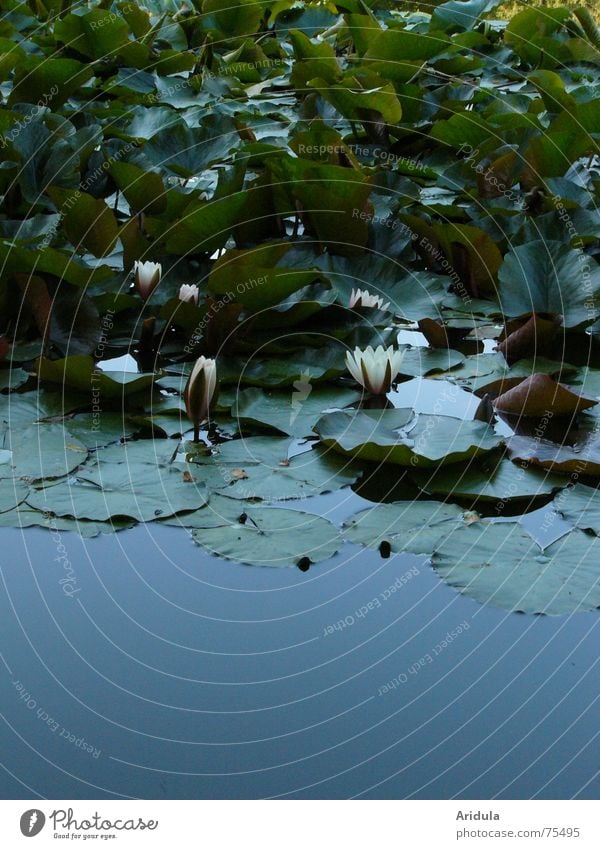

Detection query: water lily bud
(349, 288), (390, 311)
(133, 261), (161, 301)
(184, 356), (218, 430)
(179, 283), (199, 305)
(345, 345), (404, 395)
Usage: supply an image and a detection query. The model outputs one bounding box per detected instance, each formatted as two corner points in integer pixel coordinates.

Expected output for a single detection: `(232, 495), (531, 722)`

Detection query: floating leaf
(191, 494), (341, 567)
(5, 424), (88, 481)
(493, 374), (597, 417)
(555, 484), (600, 534)
(28, 462), (208, 522)
(343, 500), (464, 553)
(37, 356), (158, 400)
(315, 408), (503, 467)
(431, 522), (600, 615)
(232, 386), (361, 438)
(191, 436), (360, 500)
(0, 479), (30, 513)
(496, 313), (561, 365)
(412, 456), (564, 503)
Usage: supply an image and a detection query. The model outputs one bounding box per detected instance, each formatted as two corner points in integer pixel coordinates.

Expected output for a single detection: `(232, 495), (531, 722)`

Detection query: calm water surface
(1, 517), (598, 800)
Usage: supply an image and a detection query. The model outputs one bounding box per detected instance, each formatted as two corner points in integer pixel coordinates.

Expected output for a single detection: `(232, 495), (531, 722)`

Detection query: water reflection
(0, 524), (597, 799)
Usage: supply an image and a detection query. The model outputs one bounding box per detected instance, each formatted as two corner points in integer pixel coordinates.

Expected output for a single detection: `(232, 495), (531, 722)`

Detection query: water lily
(184, 356), (218, 440)
(179, 283), (199, 305)
(133, 261), (161, 301)
(345, 345), (404, 395)
(349, 288), (389, 311)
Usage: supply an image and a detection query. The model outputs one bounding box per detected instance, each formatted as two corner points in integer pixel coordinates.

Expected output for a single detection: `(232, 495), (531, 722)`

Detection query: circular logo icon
(20, 810), (45, 837)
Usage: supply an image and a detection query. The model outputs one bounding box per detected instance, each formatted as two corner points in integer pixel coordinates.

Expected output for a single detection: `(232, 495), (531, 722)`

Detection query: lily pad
(507, 431), (600, 477)
(0, 478), (30, 513)
(91, 439), (179, 467)
(4, 424), (88, 481)
(0, 508), (134, 537)
(37, 356), (158, 400)
(431, 522), (600, 615)
(232, 386), (361, 438)
(314, 408), (503, 467)
(27, 463), (208, 522)
(191, 495), (341, 568)
(412, 456), (565, 503)
(498, 241), (600, 328)
(397, 345), (465, 378)
(343, 501), (464, 554)
(493, 374), (597, 417)
(191, 436), (360, 501)
(554, 484), (600, 534)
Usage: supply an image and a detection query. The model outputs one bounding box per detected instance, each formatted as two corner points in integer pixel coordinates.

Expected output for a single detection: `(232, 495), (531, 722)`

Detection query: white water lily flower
(349, 287), (389, 311)
(184, 356), (218, 432)
(179, 283), (199, 305)
(345, 345), (404, 395)
(133, 261), (161, 301)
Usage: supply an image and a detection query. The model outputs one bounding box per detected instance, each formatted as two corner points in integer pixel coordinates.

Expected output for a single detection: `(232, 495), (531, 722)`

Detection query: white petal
(345, 350), (363, 385)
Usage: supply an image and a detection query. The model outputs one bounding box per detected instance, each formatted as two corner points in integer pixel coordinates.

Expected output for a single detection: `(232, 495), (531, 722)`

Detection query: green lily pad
(554, 484), (600, 534)
(498, 241), (600, 328)
(412, 457), (565, 503)
(0, 478), (30, 513)
(5, 424), (88, 481)
(62, 413), (138, 449)
(507, 431), (600, 477)
(27, 462), (208, 522)
(343, 501), (465, 554)
(90, 439), (179, 466)
(232, 386), (361, 438)
(37, 356), (158, 400)
(191, 436), (360, 501)
(431, 522), (600, 615)
(219, 348), (346, 388)
(191, 495), (341, 567)
(0, 508), (134, 537)
(397, 345), (465, 377)
(315, 408), (503, 467)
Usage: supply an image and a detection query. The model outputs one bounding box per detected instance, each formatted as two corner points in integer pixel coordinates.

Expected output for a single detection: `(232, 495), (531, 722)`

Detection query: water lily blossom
(345, 345), (404, 395)
(349, 288), (389, 311)
(184, 356), (218, 440)
(179, 283), (199, 305)
(133, 261), (162, 301)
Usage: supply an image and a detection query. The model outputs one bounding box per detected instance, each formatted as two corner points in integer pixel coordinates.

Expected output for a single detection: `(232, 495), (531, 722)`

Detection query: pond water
(1, 514), (598, 800)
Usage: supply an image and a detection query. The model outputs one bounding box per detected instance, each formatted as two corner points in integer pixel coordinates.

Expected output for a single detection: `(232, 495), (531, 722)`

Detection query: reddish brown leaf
(496, 312), (561, 364)
(493, 373), (597, 417)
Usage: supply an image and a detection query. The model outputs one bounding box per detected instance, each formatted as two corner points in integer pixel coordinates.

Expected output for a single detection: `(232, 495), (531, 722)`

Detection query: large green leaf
(343, 500), (464, 553)
(37, 356), (158, 400)
(556, 484), (600, 534)
(498, 241), (600, 328)
(4, 424), (88, 481)
(190, 494), (341, 567)
(232, 386), (361, 437)
(9, 57), (93, 105)
(28, 462), (208, 522)
(431, 522), (600, 615)
(190, 436), (360, 500)
(46, 188), (119, 258)
(315, 408), (503, 467)
(412, 457), (565, 503)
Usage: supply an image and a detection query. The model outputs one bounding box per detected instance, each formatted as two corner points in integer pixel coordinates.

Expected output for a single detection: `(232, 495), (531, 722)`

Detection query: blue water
(0, 518), (598, 800)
